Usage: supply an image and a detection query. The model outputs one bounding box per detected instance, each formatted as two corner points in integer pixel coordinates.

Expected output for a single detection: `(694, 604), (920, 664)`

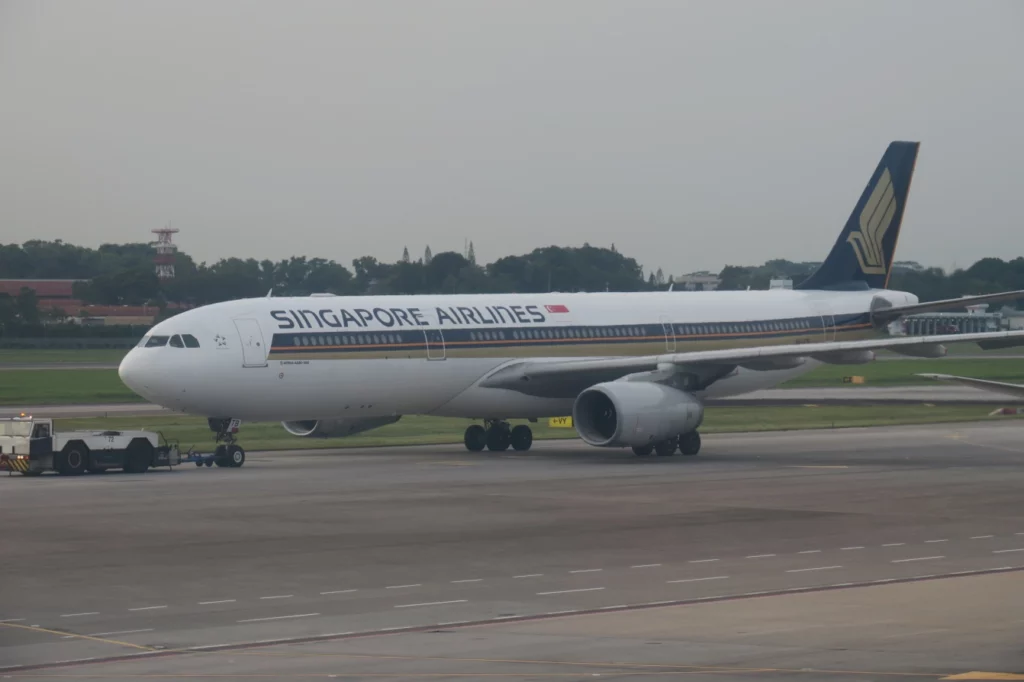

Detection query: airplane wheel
(510, 425), (533, 451)
(654, 438), (678, 457)
(631, 445), (654, 457)
(679, 431), (701, 456)
(464, 425), (487, 452)
(213, 445), (230, 467)
(228, 444), (245, 468)
(486, 425), (511, 452)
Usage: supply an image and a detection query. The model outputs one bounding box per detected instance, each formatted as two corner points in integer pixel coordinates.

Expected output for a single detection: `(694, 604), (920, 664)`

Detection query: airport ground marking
(993, 548), (1024, 554)
(841, 546), (865, 551)
(450, 579), (483, 584)
(882, 543), (906, 547)
(569, 568), (603, 574)
(60, 612), (99, 618)
(798, 550), (821, 554)
(667, 576), (729, 584)
(514, 574), (543, 578)
(892, 556), (945, 563)
(631, 563), (662, 569)
(926, 539), (949, 543)
(394, 600), (468, 609)
(199, 599), (236, 605)
(746, 554), (776, 559)
(8, 565), (1024, 676)
(787, 566), (842, 573)
(61, 628), (154, 639)
(689, 558), (719, 563)
(970, 535), (995, 540)
(259, 595), (293, 600)
(385, 584), (422, 589)
(536, 587), (605, 596)
(128, 605), (166, 611)
(237, 613), (319, 623)
(0, 618), (26, 623)
(320, 589), (358, 595)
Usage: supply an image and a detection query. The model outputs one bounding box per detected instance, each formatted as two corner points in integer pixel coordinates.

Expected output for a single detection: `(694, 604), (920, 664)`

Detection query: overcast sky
(1, 1), (1021, 277)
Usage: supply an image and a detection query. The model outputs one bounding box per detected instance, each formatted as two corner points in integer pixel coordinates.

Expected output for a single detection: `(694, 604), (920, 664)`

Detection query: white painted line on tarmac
(798, 550), (821, 554)
(536, 587), (606, 596)
(787, 566), (842, 573)
(993, 548), (1024, 554)
(569, 569), (603, 574)
(128, 606), (166, 612)
(513, 574), (543, 579)
(450, 579), (483, 584)
(62, 628), (155, 639)
(689, 559), (719, 564)
(746, 554), (776, 559)
(892, 556), (944, 563)
(394, 600), (467, 609)
(237, 613), (319, 623)
(0, 618), (26, 623)
(60, 613), (99, 618)
(882, 543), (906, 547)
(840, 546), (864, 551)
(385, 584), (421, 590)
(438, 620), (470, 626)
(971, 535), (995, 540)
(320, 590), (358, 595)
(544, 609), (580, 615)
(925, 539), (948, 544)
(667, 576), (729, 584)
(199, 600), (236, 605)
(631, 564), (662, 569)
(259, 595), (293, 600)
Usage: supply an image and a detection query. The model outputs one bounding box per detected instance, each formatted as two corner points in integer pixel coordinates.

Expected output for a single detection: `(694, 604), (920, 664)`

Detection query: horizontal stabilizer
(917, 374), (1024, 399)
(873, 290), (1024, 323)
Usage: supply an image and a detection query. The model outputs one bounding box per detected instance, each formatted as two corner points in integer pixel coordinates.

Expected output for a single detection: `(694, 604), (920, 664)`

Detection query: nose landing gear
(208, 418), (246, 468)
(463, 420), (534, 452)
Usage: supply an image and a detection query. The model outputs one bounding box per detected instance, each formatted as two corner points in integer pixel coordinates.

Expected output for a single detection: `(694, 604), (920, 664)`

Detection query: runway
(3, 421), (1024, 678)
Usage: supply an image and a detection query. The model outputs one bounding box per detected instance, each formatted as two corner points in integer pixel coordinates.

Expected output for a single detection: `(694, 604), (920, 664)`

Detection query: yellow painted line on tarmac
(0, 621), (156, 651)
(942, 674), (1024, 681)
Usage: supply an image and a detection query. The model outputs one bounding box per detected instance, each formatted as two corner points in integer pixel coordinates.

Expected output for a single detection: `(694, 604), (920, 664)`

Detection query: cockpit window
(145, 336), (170, 348)
(182, 334), (200, 348)
(169, 335), (185, 348)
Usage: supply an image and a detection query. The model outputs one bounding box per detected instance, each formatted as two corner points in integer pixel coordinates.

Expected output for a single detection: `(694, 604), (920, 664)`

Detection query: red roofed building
(0, 279), (82, 299)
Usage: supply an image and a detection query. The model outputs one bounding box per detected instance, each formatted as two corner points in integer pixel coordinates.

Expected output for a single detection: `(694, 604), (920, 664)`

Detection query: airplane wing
(917, 373), (1024, 399)
(480, 329), (1024, 398)
(871, 290), (1024, 323)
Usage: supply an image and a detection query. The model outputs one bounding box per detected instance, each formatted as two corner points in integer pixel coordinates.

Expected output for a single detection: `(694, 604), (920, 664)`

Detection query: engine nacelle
(281, 415), (401, 438)
(891, 343), (946, 359)
(572, 382), (704, 448)
(811, 350), (876, 365)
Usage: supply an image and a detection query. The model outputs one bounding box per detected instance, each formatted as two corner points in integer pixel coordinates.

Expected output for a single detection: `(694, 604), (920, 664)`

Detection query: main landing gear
(464, 420), (534, 452)
(208, 417), (246, 468)
(631, 431), (702, 458)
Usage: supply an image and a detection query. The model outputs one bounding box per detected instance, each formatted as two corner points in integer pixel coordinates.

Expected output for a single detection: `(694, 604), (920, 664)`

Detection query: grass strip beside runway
(51, 405), (1024, 453)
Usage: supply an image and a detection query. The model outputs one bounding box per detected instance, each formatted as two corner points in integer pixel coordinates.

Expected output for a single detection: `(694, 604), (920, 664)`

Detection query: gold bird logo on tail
(847, 168), (898, 275)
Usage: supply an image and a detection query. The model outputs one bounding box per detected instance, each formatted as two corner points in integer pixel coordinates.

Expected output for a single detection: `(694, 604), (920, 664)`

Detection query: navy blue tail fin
(796, 141), (920, 291)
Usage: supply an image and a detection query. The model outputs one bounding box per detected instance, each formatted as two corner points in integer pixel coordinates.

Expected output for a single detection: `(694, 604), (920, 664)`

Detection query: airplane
(118, 141), (1024, 467)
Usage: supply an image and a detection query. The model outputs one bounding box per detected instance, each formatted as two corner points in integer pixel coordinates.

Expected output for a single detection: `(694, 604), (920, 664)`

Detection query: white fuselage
(118, 288), (916, 422)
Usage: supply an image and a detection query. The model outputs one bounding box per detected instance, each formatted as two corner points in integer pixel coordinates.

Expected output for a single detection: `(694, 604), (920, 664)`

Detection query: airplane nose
(118, 349), (144, 394)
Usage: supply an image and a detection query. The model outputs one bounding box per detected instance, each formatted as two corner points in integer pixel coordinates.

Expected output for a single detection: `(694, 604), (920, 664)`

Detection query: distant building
(0, 278), (182, 326)
(674, 271), (721, 291)
(769, 278), (793, 290)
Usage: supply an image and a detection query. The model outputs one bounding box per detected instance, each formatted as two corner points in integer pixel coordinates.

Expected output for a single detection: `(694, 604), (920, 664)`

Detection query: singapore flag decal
(545, 304), (569, 313)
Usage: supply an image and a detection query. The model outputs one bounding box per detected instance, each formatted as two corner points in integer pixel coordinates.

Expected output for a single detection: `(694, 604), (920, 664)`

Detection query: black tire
(464, 425), (487, 452)
(679, 431), (701, 456)
(205, 459), (213, 467)
(123, 439), (152, 474)
(213, 444), (230, 467)
(195, 460), (203, 467)
(655, 437), (678, 457)
(631, 444), (654, 457)
(510, 425), (533, 451)
(55, 443), (88, 476)
(227, 444), (245, 468)
(485, 425), (511, 452)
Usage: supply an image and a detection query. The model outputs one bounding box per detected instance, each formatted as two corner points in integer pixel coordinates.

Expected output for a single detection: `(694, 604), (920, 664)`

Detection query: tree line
(0, 240), (1021, 334)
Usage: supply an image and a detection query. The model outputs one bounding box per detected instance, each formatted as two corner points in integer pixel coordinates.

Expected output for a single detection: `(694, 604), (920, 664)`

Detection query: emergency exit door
(233, 318), (268, 367)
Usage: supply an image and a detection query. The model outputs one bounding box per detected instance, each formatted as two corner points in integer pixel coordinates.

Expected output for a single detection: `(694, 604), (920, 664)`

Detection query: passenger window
(145, 336), (169, 348)
(182, 334), (200, 348)
(169, 335), (185, 348)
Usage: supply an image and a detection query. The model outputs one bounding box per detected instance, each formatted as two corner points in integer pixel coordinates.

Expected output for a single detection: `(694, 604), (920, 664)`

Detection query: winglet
(796, 141), (920, 291)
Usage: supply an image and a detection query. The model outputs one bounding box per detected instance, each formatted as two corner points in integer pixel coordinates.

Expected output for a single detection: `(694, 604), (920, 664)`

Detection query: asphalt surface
(3, 421), (1024, 679)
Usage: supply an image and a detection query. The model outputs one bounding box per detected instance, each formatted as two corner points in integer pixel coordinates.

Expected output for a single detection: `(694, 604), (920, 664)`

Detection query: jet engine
(572, 382), (704, 448)
(281, 415), (401, 438)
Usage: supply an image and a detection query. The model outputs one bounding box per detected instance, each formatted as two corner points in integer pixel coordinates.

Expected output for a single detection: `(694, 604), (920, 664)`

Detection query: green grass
(53, 404), (1022, 453)
(0, 349), (127, 364)
(783, 358), (1024, 387)
(2, 356), (1022, 407)
(0, 370), (142, 406)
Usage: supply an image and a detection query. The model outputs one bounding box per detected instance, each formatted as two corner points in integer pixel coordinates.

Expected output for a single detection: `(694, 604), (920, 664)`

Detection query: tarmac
(3, 421), (1024, 679)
